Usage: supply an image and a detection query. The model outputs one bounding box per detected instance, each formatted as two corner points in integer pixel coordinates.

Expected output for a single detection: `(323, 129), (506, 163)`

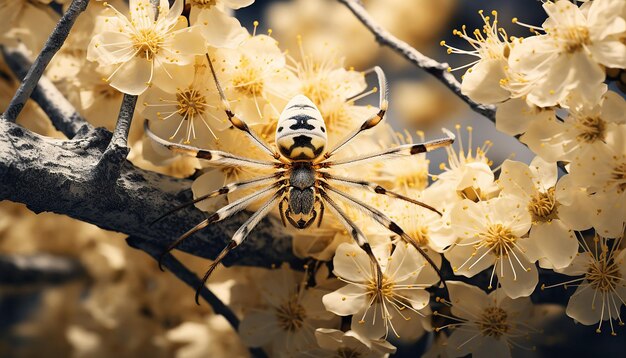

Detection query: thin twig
(338, 0), (570, 174)
(1, 44), (92, 138)
(337, 0), (496, 123)
(126, 237), (269, 358)
(2, 0), (90, 122)
(96, 93), (136, 179)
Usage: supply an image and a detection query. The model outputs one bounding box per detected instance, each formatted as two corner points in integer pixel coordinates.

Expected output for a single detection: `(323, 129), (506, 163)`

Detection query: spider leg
(320, 183), (448, 292)
(317, 197), (325, 228)
(318, 172), (441, 216)
(284, 207), (302, 228)
(299, 209), (318, 229)
(344, 67), (383, 103)
(318, 189), (384, 290)
(145, 120), (285, 169)
(158, 180), (288, 270)
(151, 171), (287, 225)
(278, 197), (289, 227)
(322, 66), (388, 160)
(195, 188), (287, 304)
(318, 133), (454, 169)
(205, 53), (281, 160)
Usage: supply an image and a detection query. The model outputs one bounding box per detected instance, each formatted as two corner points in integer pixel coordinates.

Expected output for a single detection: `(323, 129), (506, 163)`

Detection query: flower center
(366, 275), (395, 300)
(131, 28), (163, 60)
(479, 224), (518, 258)
(576, 116), (606, 143)
(458, 186), (486, 202)
(528, 187), (558, 223)
(587, 256), (622, 292)
(274, 296), (307, 332)
(176, 89), (208, 119)
(611, 162), (626, 194)
(190, 0), (216, 9)
(395, 171), (429, 191)
(335, 348), (362, 358)
(301, 74), (333, 105)
(410, 226), (430, 246)
(232, 58), (264, 97)
(560, 26), (591, 53)
(479, 306), (509, 338)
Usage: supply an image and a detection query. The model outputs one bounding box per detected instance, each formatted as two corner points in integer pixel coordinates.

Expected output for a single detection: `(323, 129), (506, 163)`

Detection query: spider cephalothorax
(147, 54), (454, 303)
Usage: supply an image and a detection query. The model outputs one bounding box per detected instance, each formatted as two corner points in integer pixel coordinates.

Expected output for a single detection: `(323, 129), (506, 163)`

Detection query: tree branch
(126, 237), (268, 358)
(338, 0), (571, 176)
(2, 0), (90, 122)
(0, 253), (86, 287)
(0, 119), (302, 271)
(1, 44), (92, 138)
(337, 0), (496, 123)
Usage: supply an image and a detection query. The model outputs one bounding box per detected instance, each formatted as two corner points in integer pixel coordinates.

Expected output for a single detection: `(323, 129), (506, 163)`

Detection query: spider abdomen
(276, 95), (327, 160)
(289, 188), (315, 215)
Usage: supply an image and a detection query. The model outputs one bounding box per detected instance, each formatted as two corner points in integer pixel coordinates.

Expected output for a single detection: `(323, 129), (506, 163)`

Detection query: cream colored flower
(508, 0), (626, 107)
(212, 35), (300, 124)
(238, 267), (339, 357)
(435, 281), (538, 358)
(189, 0), (251, 48)
(141, 59), (230, 144)
(315, 329), (396, 358)
(442, 10), (513, 104)
(390, 187), (456, 253)
(522, 90), (626, 162)
(498, 157), (578, 269)
(545, 235), (626, 335)
(569, 125), (626, 238)
(323, 242), (436, 339)
(87, 0), (206, 95)
(431, 126), (499, 203)
(446, 197), (537, 298)
(495, 98), (556, 137)
(368, 128), (431, 192)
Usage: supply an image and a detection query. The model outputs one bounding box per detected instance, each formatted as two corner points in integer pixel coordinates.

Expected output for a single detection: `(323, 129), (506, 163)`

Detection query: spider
(146, 54), (454, 303)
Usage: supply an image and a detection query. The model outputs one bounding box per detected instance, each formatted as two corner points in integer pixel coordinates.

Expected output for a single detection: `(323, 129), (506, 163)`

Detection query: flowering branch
(126, 237), (269, 358)
(337, 0), (497, 123)
(0, 119), (302, 271)
(2, 0), (90, 122)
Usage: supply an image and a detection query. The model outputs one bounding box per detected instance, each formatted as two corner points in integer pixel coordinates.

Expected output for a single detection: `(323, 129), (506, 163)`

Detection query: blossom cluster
(1, 0), (625, 357)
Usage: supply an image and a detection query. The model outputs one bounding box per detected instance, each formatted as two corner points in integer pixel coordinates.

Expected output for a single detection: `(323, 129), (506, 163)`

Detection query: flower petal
(447, 281), (489, 320)
(87, 31), (134, 65)
(109, 57), (152, 95)
(196, 7), (249, 48)
(351, 303), (387, 340)
(530, 221), (577, 269)
(238, 311), (280, 347)
(461, 59), (510, 104)
(333, 243), (372, 283)
(499, 255), (537, 299)
(322, 284), (368, 316)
